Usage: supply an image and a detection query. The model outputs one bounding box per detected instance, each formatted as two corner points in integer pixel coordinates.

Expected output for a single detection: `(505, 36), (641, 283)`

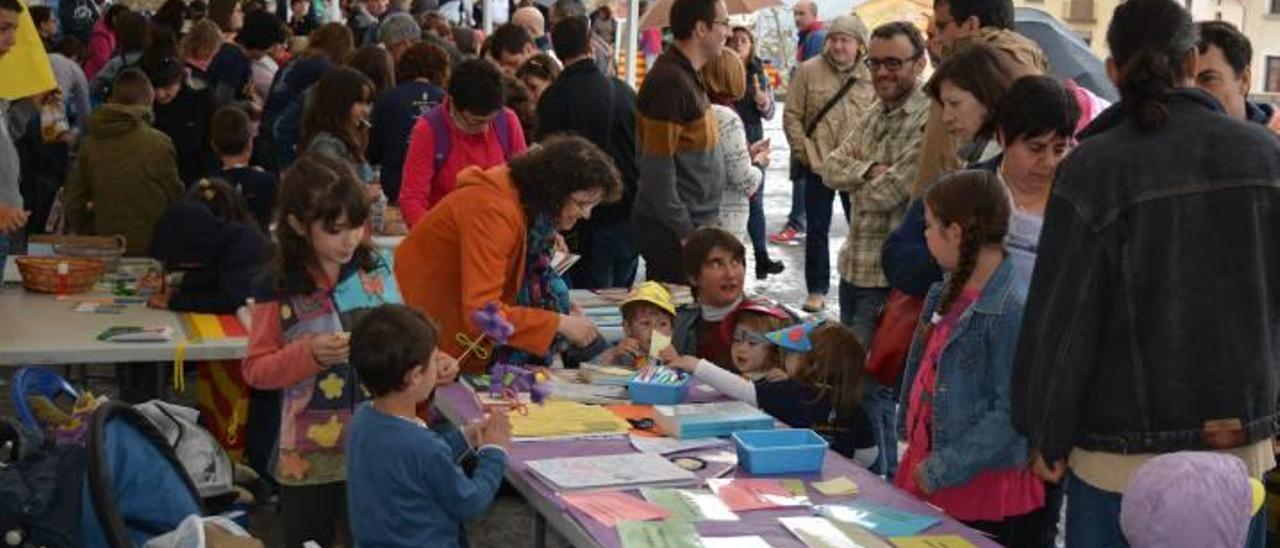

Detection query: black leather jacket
(1012, 88), (1280, 461)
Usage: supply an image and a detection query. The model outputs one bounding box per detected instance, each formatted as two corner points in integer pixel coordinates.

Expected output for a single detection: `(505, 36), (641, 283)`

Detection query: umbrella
(1014, 7), (1119, 102)
(637, 0), (783, 31)
(854, 0), (932, 36)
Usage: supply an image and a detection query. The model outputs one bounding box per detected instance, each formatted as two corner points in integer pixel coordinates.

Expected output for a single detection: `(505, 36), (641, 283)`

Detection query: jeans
(1065, 470), (1267, 548)
(803, 167), (849, 295)
(786, 162), (807, 231)
(573, 220), (639, 289)
(840, 283), (894, 475)
(747, 179), (771, 267)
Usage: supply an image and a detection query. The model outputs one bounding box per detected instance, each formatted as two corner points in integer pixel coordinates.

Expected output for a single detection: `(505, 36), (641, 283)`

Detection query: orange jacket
(394, 165), (559, 373)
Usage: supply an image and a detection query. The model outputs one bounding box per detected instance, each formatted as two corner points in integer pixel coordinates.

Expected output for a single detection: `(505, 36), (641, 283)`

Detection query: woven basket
(52, 234), (126, 271)
(16, 256), (108, 294)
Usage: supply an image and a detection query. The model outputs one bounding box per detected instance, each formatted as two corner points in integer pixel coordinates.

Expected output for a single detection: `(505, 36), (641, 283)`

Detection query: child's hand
(480, 410), (513, 451)
(656, 345), (680, 364)
(310, 332), (350, 366)
(615, 337), (641, 358)
(433, 351), (460, 384)
(146, 289), (174, 310)
(670, 355), (700, 373)
(763, 369), (790, 382)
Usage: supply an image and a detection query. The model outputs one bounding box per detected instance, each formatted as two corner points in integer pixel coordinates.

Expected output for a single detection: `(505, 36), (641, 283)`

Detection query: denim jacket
(1012, 88), (1280, 461)
(896, 256), (1029, 491)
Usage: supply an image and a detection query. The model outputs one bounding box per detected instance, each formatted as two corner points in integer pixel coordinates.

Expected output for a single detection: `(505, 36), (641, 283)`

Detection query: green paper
(781, 479), (808, 497)
(640, 488), (738, 522)
(617, 520), (702, 548)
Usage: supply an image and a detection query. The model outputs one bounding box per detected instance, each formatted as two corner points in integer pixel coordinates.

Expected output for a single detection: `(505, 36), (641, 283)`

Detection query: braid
(937, 224), (983, 318)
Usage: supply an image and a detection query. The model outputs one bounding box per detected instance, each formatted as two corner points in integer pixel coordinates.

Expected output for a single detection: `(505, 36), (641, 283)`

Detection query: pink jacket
(398, 101), (526, 228)
(83, 18), (116, 80)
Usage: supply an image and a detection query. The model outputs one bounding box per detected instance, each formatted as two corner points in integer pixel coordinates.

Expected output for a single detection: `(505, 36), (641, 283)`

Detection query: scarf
(496, 214), (571, 365)
(701, 295), (744, 322)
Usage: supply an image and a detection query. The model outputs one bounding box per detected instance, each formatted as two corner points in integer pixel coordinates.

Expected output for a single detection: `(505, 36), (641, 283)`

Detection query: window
(1267, 57), (1280, 93)
(1066, 0), (1095, 22)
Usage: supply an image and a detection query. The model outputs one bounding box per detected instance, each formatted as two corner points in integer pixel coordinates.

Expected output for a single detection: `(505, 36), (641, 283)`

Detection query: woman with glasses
(395, 136), (620, 373)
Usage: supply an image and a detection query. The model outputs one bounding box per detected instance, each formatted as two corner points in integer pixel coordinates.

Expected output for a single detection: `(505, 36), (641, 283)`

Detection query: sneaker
(769, 226), (804, 245)
(802, 294), (826, 313)
(755, 259), (785, 280)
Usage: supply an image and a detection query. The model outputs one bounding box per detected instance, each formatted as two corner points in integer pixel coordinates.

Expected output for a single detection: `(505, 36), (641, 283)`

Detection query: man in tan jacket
(912, 0), (1048, 196)
(782, 14), (875, 313)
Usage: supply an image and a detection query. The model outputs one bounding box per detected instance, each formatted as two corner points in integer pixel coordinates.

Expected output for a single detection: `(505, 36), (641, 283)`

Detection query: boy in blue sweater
(347, 304), (512, 548)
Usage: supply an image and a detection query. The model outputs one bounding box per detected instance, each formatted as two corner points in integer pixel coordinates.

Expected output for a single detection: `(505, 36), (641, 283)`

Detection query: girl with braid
(894, 170), (1048, 546)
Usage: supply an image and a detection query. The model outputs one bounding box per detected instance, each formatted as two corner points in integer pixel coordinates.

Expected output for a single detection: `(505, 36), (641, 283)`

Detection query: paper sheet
(699, 536), (772, 548)
(781, 479), (809, 497)
(812, 476), (859, 497)
(560, 491), (670, 527)
(889, 535), (977, 548)
(641, 488), (739, 522)
(616, 520), (702, 548)
(507, 400), (631, 439)
(649, 330), (672, 358)
(628, 434), (728, 455)
(819, 502), (941, 538)
(707, 478), (810, 512)
(525, 453), (698, 491)
(780, 517), (860, 548)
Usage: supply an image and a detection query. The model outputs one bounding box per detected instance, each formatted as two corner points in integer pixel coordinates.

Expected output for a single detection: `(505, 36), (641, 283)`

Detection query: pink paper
(561, 491), (672, 527)
(708, 479), (808, 512)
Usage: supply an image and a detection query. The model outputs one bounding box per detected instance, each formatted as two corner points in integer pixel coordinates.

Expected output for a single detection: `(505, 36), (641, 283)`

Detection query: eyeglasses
(865, 55), (921, 72)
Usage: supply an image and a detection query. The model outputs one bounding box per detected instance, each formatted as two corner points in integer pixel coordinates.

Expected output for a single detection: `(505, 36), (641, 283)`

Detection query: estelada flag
(0, 0), (57, 100)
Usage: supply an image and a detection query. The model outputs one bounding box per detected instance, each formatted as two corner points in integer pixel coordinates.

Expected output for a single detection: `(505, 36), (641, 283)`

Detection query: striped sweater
(635, 47), (725, 238)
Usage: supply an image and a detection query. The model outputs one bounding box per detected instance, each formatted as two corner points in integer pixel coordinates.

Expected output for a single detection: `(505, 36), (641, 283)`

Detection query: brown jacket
(783, 51), (876, 174)
(910, 28), (1050, 196)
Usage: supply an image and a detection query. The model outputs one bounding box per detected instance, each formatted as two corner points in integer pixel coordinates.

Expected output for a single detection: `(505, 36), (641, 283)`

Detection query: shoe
(769, 227), (804, 245)
(802, 294), (826, 313)
(755, 259), (785, 280)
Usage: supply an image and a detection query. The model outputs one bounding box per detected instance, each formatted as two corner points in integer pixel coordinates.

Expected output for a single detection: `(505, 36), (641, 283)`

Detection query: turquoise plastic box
(628, 375), (690, 405)
(732, 429), (828, 475)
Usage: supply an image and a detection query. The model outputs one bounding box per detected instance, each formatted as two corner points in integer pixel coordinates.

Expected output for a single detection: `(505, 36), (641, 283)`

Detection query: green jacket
(65, 104), (184, 256)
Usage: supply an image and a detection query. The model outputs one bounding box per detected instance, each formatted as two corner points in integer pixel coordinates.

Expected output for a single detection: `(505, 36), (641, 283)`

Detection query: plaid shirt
(820, 86), (930, 288)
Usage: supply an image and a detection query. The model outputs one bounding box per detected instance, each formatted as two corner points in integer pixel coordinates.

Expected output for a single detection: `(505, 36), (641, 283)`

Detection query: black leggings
(280, 482), (349, 548)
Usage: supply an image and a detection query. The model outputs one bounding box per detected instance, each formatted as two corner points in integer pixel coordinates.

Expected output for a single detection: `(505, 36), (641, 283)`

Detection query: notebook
(524, 452), (699, 492)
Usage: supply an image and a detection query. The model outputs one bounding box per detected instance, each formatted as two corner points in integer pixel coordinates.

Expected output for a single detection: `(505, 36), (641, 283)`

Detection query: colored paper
(560, 491), (670, 527)
(617, 520), (702, 548)
(649, 330), (672, 358)
(812, 476), (859, 497)
(707, 478), (809, 512)
(0, 0), (56, 99)
(819, 502), (941, 538)
(525, 452), (698, 491)
(640, 488), (739, 522)
(607, 404), (665, 437)
(507, 399), (631, 439)
(780, 517), (860, 548)
(781, 479), (809, 497)
(699, 536), (772, 548)
(889, 535), (977, 548)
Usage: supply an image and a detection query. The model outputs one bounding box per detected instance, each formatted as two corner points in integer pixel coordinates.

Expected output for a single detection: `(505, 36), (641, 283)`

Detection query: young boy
(64, 68), (184, 256)
(347, 304), (512, 548)
(595, 281), (676, 366)
(209, 105), (276, 229)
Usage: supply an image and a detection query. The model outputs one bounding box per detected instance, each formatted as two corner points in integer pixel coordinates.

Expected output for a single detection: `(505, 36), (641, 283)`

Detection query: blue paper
(818, 501), (941, 538)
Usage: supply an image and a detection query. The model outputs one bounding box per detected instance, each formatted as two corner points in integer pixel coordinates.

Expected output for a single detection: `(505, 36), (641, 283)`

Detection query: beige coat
(783, 52), (876, 174)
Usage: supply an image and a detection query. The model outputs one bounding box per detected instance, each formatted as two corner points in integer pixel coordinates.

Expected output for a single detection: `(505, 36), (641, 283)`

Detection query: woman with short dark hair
(395, 135), (622, 373)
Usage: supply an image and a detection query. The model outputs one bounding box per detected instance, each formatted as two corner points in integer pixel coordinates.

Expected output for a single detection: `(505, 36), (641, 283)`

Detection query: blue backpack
(423, 105), (515, 180)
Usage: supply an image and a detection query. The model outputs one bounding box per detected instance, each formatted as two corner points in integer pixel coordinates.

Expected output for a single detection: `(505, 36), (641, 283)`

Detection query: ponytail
(1106, 0), (1196, 131)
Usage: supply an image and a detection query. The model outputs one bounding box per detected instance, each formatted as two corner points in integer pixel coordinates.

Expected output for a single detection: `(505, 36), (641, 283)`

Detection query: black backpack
(0, 418), (86, 548)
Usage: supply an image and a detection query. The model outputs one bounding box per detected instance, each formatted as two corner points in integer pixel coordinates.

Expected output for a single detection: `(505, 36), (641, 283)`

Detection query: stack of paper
(653, 401), (775, 439)
(818, 502), (941, 538)
(508, 400), (631, 440)
(580, 363), (639, 386)
(525, 453), (699, 491)
(616, 520), (702, 548)
(706, 478), (809, 512)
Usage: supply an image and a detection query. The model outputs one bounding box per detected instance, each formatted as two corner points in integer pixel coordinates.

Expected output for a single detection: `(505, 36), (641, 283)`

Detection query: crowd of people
(1, 0), (1279, 545)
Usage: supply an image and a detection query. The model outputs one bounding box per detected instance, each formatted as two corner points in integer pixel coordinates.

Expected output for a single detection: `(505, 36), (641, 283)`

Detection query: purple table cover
(435, 382), (999, 547)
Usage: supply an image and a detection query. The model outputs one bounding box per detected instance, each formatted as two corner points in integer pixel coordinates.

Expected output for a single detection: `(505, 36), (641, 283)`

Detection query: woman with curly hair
(395, 135), (623, 373)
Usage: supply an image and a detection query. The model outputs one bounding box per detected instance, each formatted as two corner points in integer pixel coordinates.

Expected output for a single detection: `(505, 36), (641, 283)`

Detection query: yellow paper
(649, 330), (672, 359)
(508, 399), (631, 439)
(890, 535), (977, 548)
(0, 0), (57, 100)
(811, 476), (859, 497)
(780, 479), (808, 497)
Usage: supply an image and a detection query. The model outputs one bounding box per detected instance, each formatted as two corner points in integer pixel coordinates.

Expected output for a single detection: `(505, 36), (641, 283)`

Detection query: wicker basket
(52, 235), (127, 271)
(15, 256), (108, 294)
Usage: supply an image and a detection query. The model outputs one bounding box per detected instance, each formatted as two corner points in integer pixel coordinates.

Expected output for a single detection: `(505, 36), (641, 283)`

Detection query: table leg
(534, 512), (547, 548)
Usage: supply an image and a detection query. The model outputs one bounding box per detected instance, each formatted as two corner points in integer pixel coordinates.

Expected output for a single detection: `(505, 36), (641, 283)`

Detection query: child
(730, 300), (792, 380)
(593, 281), (676, 367)
(894, 170), (1043, 546)
(64, 68), (184, 256)
(241, 152), (401, 548)
(148, 178), (266, 313)
(300, 66), (378, 187)
(209, 105), (277, 228)
(1120, 452), (1265, 548)
(664, 321), (879, 466)
(347, 304), (512, 548)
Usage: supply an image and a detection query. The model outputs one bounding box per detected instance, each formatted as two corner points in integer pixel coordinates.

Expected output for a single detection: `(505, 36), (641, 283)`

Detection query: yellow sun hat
(620, 282), (677, 318)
